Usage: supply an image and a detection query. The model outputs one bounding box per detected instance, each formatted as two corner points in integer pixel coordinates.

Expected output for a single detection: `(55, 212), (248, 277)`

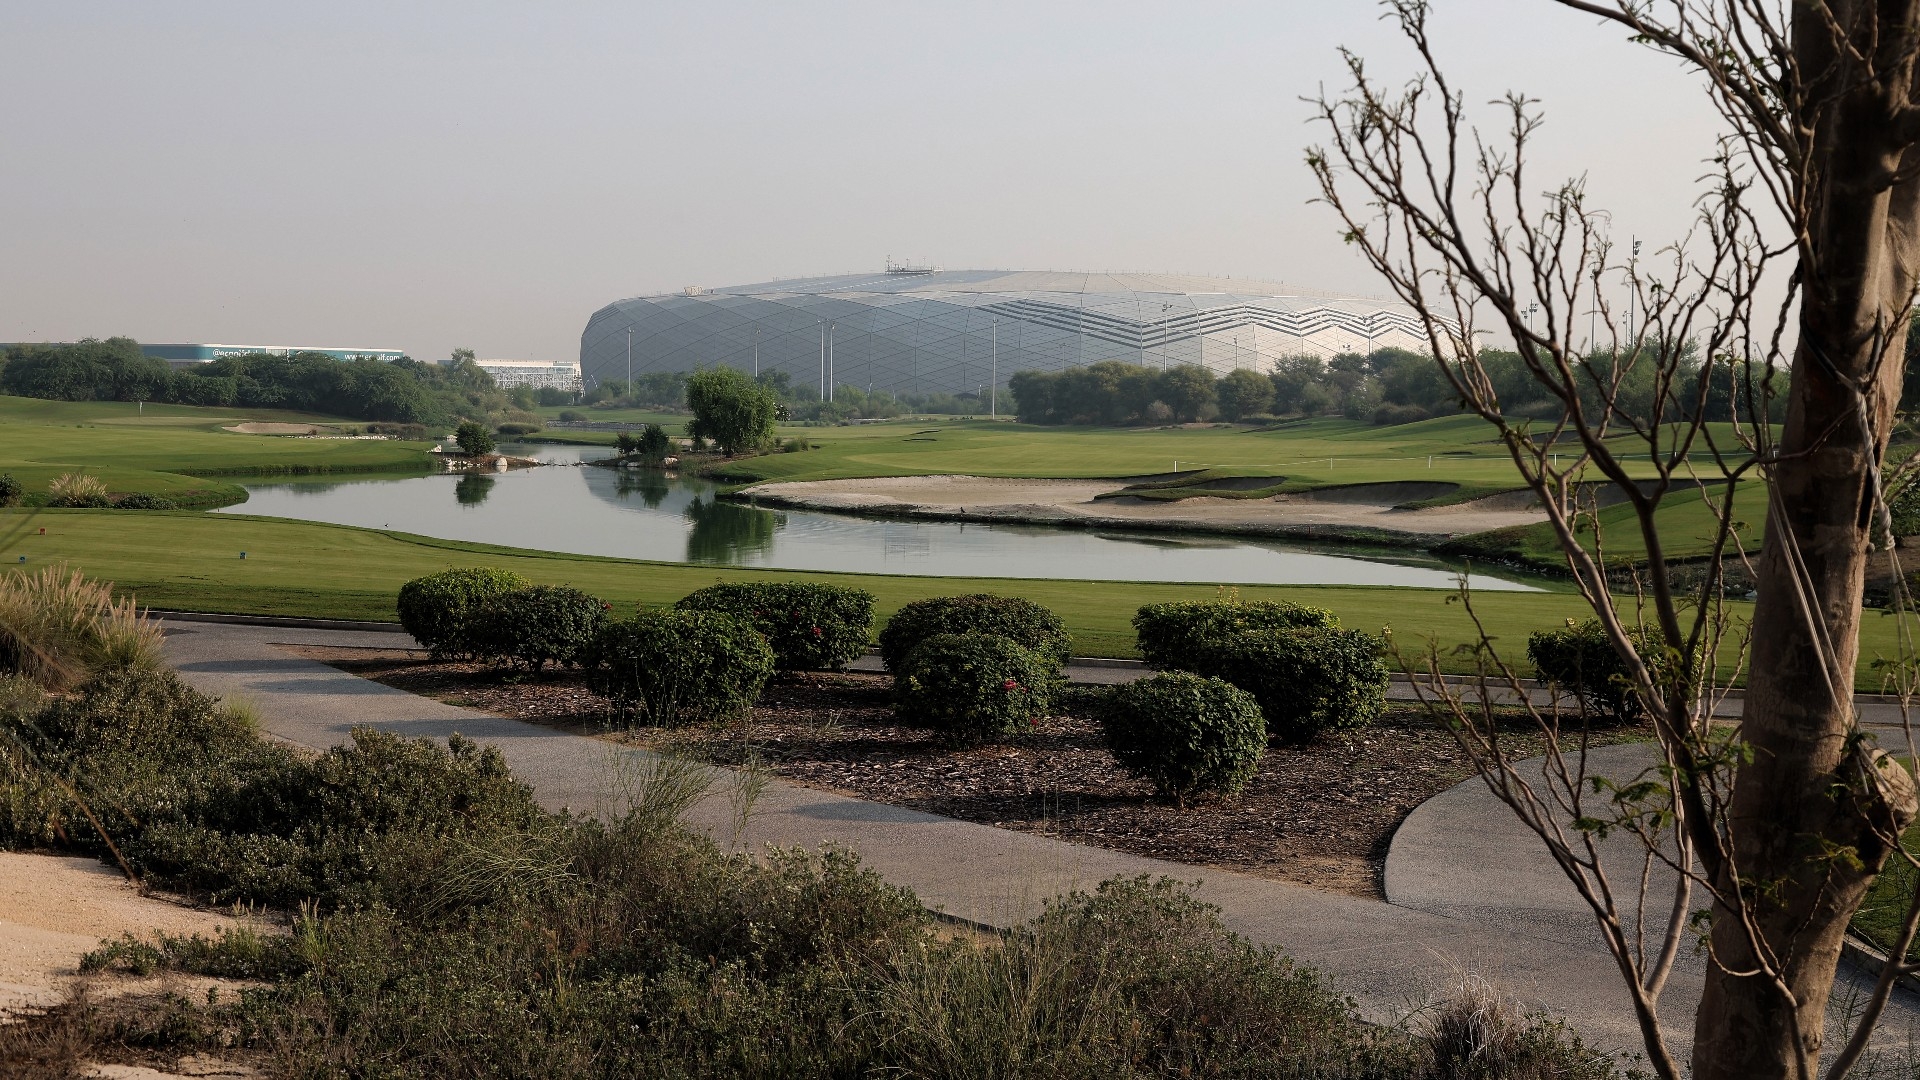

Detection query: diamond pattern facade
(579, 270), (1429, 396)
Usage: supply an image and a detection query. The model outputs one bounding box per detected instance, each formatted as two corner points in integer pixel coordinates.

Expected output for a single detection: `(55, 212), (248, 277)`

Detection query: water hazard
(214, 444), (1548, 591)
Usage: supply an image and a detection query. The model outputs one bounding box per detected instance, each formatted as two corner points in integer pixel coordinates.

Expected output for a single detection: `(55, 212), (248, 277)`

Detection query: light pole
(625, 325), (634, 396)
(753, 328), (760, 378)
(828, 322), (836, 403)
(1627, 237), (1641, 344)
(817, 320), (825, 401)
(991, 317), (998, 419)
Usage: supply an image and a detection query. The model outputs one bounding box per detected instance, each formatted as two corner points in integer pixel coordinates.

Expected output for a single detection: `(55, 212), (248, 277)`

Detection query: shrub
(454, 420), (496, 457)
(468, 585), (606, 671)
(396, 567), (529, 660)
(495, 421), (541, 436)
(557, 409), (587, 422)
(47, 472), (111, 508)
(0, 566), (163, 689)
(675, 582), (873, 671)
(1527, 618), (1694, 725)
(893, 632), (1052, 746)
(113, 492), (177, 510)
(1133, 599), (1337, 672)
(0, 474), (20, 507)
(586, 608), (773, 727)
(1188, 627), (1388, 744)
(878, 594), (1071, 673)
(1101, 673), (1265, 804)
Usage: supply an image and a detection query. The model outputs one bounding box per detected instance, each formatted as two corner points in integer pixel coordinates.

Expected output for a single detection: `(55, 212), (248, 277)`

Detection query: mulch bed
(286, 645), (1618, 898)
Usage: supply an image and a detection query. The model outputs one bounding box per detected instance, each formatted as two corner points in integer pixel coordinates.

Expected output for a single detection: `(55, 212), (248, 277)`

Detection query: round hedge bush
(878, 594), (1071, 674)
(893, 632), (1052, 746)
(586, 609), (773, 727)
(468, 585), (607, 672)
(1101, 672), (1266, 805)
(113, 492), (178, 511)
(1133, 600), (1337, 672)
(1527, 618), (1694, 725)
(0, 474), (25, 508)
(396, 568), (529, 660)
(1188, 626), (1388, 744)
(675, 581), (873, 671)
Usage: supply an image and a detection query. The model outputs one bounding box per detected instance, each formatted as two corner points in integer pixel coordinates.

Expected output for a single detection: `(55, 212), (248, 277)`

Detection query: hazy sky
(0, 2), (1723, 365)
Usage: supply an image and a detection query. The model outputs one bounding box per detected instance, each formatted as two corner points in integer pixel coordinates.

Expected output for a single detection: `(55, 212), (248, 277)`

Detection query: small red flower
(811, 626), (822, 636)
(1002, 679), (1019, 690)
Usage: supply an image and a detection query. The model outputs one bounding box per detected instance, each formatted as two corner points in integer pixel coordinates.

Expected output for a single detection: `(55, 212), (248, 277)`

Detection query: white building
(474, 358), (582, 394)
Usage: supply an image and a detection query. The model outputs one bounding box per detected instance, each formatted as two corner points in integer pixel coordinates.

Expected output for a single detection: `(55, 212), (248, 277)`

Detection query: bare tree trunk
(1693, 12), (1920, 1073)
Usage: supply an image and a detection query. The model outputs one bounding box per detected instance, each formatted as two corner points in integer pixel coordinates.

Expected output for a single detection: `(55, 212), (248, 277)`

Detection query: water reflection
(685, 494), (781, 563)
(614, 469), (670, 509)
(212, 443), (1551, 590)
(454, 474), (495, 508)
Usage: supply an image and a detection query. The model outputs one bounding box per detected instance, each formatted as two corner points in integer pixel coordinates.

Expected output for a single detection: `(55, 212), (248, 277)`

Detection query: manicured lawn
(4, 506), (1595, 661)
(0, 396), (433, 506)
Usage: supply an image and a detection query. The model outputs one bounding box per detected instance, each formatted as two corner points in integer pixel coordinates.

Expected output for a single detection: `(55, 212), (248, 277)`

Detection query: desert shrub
(1189, 627), (1389, 744)
(1527, 618), (1695, 725)
(46, 472), (110, 508)
(586, 608), (773, 727)
(675, 582), (873, 671)
(893, 632), (1052, 746)
(112, 492), (177, 510)
(396, 567), (528, 660)
(878, 594), (1071, 673)
(0, 474), (21, 508)
(468, 584), (606, 671)
(495, 421), (542, 436)
(1101, 673), (1265, 804)
(1133, 598), (1337, 672)
(0, 566), (163, 688)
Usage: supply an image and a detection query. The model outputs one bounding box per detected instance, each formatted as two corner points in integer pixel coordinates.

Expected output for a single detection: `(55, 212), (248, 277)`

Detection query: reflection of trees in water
(684, 496), (781, 563)
(614, 469), (670, 509)
(454, 474), (495, 507)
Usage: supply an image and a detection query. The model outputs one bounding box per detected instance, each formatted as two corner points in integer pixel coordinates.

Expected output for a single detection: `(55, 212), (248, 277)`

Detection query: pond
(214, 444), (1549, 591)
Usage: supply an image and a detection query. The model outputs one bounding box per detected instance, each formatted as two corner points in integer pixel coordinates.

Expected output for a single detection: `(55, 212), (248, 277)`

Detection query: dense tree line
(585, 367), (992, 422)
(0, 338), (525, 426)
(1007, 345), (1789, 427)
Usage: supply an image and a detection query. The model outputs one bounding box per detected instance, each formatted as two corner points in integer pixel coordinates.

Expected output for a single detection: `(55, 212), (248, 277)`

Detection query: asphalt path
(158, 618), (1920, 1067)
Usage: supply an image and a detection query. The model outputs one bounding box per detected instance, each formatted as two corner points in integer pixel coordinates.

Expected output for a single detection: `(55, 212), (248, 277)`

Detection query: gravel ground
(286, 645), (1618, 898)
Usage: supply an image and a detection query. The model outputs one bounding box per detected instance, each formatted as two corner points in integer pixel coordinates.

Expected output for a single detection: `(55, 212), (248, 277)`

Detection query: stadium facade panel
(579, 270), (1429, 397)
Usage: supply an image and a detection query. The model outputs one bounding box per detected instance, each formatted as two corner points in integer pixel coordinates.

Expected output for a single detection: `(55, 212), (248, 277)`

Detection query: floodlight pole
(817, 320), (825, 400)
(625, 325), (634, 394)
(753, 328), (760, 378)
(828, 322), (836, 403)
(991, 318), (998, 419)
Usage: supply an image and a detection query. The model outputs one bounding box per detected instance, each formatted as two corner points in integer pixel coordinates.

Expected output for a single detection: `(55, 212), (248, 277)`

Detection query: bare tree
(1310, 2), (1920, 1077)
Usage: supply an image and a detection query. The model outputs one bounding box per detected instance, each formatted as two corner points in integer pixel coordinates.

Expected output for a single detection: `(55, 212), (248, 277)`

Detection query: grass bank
(0, 396), (434, 508)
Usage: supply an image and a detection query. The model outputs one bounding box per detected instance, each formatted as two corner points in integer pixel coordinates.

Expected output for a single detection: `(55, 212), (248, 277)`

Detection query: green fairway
(4, 505), (1912, 687)
(0, 396), (434, 507)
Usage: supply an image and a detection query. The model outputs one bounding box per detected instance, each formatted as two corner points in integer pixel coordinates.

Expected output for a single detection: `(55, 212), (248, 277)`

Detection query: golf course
(0, 395), (1890, 680)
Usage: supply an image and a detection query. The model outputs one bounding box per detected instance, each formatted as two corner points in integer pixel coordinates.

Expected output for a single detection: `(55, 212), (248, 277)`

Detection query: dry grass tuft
(0, 566), (164, 689)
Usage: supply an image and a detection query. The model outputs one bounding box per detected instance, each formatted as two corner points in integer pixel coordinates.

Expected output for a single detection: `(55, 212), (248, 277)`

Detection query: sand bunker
(222, 422), (332, 436)
(0, 852), (244, 1017)
(744, 474), (1549, 539)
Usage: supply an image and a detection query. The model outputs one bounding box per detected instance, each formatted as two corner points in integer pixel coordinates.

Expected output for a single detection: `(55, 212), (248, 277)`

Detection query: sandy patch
(220, 422), (332, 436)
(745, 474), (1548, 538)
(0, 852), (243, 1017)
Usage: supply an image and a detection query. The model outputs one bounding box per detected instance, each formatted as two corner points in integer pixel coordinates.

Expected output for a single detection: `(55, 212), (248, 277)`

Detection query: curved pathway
(160, 619), (1920, 1065)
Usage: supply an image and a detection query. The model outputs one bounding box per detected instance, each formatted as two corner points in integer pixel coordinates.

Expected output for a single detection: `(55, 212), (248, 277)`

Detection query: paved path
(159, 619), (1920, 1064)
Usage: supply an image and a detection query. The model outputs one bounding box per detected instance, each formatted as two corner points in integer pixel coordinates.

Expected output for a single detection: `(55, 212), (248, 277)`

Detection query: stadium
(578, 269), (1431, 398)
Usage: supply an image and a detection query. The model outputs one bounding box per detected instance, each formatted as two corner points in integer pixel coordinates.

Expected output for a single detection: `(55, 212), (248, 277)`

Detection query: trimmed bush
(1102, 672), (1265, 804)
(397, 568), (529, 660)
(469, 585), (607, 672)
(1527, 618), (1692, 725)
(893, 632), (1052, 746)
(1190, 627), (1388, 744)
(879, 594), (1071, 673)
(1133, 599), (1337, 672)
(675, 581), (874, 671)
(495, 422), (542, 436)
(113, 492), (178, 510)
(0, 474), (21, 507)
(586, 608), (773, 727)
